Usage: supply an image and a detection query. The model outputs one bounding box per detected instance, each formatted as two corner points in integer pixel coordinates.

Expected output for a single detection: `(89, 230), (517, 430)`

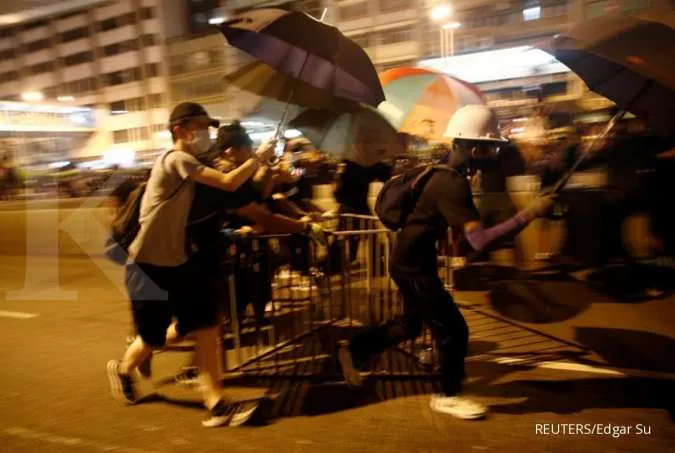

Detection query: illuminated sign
(417, 46), (570, 84)
(0, 101), (95, 132)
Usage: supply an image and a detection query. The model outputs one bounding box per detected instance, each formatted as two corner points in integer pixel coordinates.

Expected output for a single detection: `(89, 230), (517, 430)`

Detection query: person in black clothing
(338, 105), (555, 420)
(327, 159), (392, 274)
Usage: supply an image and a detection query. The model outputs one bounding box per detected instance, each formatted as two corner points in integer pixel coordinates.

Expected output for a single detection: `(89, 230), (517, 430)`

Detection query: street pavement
(0, 255), (673, 453)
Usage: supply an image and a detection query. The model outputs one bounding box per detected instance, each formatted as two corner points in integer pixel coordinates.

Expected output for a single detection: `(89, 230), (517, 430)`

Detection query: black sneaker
(106, 360), (138, 404)
(201, 399), (260, 428)
(229, 400), (260, 427)
(202, 399), (236, 428)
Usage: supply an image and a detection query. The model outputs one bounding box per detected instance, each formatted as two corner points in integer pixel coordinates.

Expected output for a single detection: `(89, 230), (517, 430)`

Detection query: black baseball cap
(169, 102), (220, 128)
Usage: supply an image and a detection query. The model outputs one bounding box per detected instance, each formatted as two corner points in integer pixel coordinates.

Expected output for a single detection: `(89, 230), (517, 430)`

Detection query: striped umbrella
(378, 67), (485, 142)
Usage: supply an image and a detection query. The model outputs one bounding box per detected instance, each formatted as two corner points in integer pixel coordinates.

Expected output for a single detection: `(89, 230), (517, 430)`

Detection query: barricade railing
(214, 214), (448, 379)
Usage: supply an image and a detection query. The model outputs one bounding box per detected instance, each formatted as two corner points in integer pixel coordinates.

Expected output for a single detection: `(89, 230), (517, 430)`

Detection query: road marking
(483, 356), (675, 381)
(3, 426), (164, 453)
(0, 310), (38, 319)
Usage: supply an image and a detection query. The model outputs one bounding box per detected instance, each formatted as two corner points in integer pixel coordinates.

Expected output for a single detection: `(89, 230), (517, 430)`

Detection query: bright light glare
(284, 129), (302, 139)
(523, 7), (541, 21)
(21, 92), (44, 102)
(430, 4), (452, 22)
(249, 131), (275, 142)
(417, 46), (569, 83)
(208, 16), (227, 25)
(48, 161), (71, 169)
(103, 148), (135, 168)
(57, 96), (75, 102)
(443, 22), (461, 30)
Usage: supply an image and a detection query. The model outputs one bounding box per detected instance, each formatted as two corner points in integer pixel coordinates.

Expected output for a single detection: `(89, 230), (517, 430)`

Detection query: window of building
(26, 38), (50, 53)
(104, 67), (141, 86)
(542, 0), (568, 19)
(0, 27), (15, 38)
(523, 1), (542, 21)
(151, 124), (165, 133)
(339, 2), (368, 20)
(113, 129), (129, 143)
(145, 63), (159, 77)
(379, 26), (413, 45)
(29, 61), (53, 75)
(67, 77), (97, 94)
(98, 12), (136, 32)
(24, 20), (48, 31)
(109, 96), (145, 114)
(113, 127), (149, 143)
(173, 79), (224, 101)
(0, 71), (19, 83)
(61, 26), (89, 42)
(141, 34), (157, 46)
(0, 48), (16, 60)
(63, 51), (94, 66)
(379, 59), (414, 71)
(379, 0), (414, 14)
(148, 93), (164, 108)
(140, 7), (156, 20)
(101, 38), (139, 57)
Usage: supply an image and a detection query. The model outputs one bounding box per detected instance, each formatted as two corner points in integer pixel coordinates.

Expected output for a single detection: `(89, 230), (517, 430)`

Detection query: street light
(429, 4), (459, 67)
(21, 91), (43, 102)
(443, 21), (461, 58)
(430, 4), (452, 22)
(57, 96), (75, 102)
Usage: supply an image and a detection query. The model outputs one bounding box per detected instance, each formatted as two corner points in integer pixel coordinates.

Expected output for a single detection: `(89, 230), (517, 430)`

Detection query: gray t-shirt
(128, 150), (204, 266)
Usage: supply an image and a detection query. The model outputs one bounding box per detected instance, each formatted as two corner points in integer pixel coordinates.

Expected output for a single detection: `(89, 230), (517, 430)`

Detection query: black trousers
(348, 272), (469, 395)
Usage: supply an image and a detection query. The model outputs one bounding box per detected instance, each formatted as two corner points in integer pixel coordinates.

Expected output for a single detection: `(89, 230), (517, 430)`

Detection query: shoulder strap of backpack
(160, 149), (188, 201)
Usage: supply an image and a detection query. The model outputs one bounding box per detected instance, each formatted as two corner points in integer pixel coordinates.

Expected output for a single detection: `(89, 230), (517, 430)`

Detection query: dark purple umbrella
(217, 8), (385, 108)
(538, 11), (675, 137)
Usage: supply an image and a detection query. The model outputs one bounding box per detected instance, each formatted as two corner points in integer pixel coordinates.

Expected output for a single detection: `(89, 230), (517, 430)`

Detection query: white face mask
(187, 129), (212, 154)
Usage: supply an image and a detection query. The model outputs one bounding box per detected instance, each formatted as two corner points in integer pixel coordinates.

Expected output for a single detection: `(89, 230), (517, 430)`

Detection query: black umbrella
(538, 11), (675, 137)
(537, 11), (675, 195)
(217, 8), (384, 108)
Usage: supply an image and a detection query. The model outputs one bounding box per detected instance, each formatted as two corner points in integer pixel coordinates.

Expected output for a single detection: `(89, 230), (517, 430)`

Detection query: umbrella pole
(550, 79), (652, 194)
(549, 109), (625, 193)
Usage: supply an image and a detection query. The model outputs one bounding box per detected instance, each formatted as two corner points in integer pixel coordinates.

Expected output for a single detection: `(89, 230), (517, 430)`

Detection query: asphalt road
(0, 255), (673, 453)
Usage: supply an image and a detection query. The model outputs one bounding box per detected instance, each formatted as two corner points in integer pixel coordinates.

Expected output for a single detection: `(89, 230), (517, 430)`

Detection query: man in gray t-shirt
(107, 102), (276, 428)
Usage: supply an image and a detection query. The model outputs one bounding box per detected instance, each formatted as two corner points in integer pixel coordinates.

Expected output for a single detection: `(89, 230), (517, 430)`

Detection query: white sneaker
(429, 394), (488, 420)
(338, 343), (363, 388)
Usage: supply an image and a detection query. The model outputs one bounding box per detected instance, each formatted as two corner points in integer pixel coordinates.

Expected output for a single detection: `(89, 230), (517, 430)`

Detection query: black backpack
(104, 151), (185, 264)
(375, 164), (450, 231)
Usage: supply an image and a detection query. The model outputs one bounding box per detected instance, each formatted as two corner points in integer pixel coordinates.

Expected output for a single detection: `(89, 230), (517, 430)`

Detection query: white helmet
(444, 105), (508, 143)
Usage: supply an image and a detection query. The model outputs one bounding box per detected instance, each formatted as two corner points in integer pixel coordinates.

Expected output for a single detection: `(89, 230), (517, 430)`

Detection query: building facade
(0, 0), (170, 165)
(0, 0), (671, 163)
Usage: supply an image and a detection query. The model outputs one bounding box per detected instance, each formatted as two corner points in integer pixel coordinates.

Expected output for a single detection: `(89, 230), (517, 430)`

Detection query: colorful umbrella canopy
(218, 8), (384, 108)
(289, 105), (405, 167)
(377, 67), (485, 142)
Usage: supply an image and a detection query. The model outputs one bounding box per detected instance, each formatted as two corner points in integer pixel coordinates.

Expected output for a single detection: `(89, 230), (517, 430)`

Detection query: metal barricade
(217, 214), (443, 380)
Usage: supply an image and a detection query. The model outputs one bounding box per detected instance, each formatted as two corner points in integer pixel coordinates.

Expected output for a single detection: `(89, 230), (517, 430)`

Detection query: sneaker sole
(429, 402), (487, 420)
(229, 401), (259, 427)
(106, 360), (135, 405)
(338, 346), (363, 388)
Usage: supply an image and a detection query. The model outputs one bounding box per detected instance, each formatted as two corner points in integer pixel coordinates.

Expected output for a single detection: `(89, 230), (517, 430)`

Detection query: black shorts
(125, 259), (218, 347)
